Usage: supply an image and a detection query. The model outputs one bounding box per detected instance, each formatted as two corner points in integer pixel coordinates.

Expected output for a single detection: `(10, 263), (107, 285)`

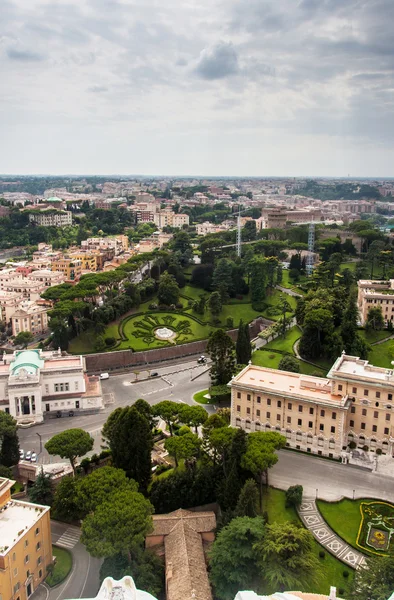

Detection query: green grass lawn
(358, 328), (391, 344)
(263, 488), (354, 596)
(264, 326), (301, 352)
(46, 546), (73, 587)
(69, 331), (99, 354)
(280, 270), (307, 292)
(316, 498), (387, 558)
(340, 261), (357, 272)
(181, 285), (208, 301)
(368, 338), (394, 368)
(118, 312), (214, 350)
(252, 350), (325, 376)
(193, 389), (214, 404)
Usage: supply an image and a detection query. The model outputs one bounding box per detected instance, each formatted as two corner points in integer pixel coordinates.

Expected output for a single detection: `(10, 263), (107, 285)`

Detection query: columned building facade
(0, 349), (103, 424)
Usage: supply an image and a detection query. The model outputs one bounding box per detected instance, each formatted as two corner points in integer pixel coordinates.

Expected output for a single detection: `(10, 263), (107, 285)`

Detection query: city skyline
(2, 0), (394, 176)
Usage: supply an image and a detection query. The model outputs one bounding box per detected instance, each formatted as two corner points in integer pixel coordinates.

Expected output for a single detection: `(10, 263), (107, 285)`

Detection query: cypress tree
(236, 320), (252, 364)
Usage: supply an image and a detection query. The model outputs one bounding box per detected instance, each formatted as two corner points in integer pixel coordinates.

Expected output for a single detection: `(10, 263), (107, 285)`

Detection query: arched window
(307, 434), (313, 445)
(245, 419), (251, 430)
(286, 429), (292, 438)
(255, 422), (261, 431)
(318, 437), (324, 447)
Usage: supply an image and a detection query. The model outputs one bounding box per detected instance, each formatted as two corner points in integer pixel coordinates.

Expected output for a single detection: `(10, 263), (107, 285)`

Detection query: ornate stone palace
(0, 349), (103, 424)
(230, 353), (394, 459)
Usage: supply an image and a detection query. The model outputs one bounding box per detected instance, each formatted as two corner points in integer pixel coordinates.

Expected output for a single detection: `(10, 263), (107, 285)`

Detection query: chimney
(329, 586), (336, 600)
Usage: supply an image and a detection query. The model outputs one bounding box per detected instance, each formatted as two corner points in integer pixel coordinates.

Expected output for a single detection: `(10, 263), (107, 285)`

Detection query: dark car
(150, 371), (159, 377)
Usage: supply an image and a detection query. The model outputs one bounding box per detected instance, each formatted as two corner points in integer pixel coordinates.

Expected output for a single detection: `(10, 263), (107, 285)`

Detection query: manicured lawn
(264, 326), (301, 353)
(358, 328), (391, 344)
(340, 261), (357, 272)
(119, 312), (213, 350)
(261, 289), (297, 321)
(316, 498), (388, 558)
(181, 285), (208, 301)
(252, 350), (325, 376)
(69, 331), (99, 354)
(263, 488), (354, 596)
(46, 546), (72, 587)
(193, 389), (214, 405)
(368, 339), (394, 368)
(280, 270), (307, 292)
(219, 303), (262, 327)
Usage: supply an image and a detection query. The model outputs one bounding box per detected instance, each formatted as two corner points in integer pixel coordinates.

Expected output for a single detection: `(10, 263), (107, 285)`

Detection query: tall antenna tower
(236, 209), (242, 257)
(306, 222), (315, 276)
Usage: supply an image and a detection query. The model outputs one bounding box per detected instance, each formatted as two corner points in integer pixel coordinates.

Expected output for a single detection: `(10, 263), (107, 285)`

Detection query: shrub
(363, 445), (369, 452)
(213, 317), (221, 326)
(105, 337), (116, 346)
(80, 457), (91, 474)
(285, 484), (303, 508)
(319, 550), (325, 559)
(226, 317), (234, 328)
(148, 303), (158, 310)
(338, 589), (345, 596)
(348, 441), (357, 450)
(155, 464), (172, 475)
(278, 355), (300, 373)
(176, 302), (183, 309)
(159, 304), (168, 311)
(343, 570), (349, 578)
(99, 449), (111, 459)
(376, 448), (383, 455)
(209, 384), (231, 404)
(252, 302), (267, 312)
(91, 453), (100, 465)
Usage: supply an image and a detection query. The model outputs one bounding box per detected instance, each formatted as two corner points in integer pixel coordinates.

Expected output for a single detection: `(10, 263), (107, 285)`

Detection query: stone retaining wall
(84, 317), (272, 373)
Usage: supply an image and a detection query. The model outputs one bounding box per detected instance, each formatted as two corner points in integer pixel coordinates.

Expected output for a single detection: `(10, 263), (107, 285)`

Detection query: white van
(100, 373), (109, 380)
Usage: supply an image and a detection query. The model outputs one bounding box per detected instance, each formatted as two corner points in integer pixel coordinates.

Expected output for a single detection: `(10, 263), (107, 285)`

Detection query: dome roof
(11, 350), (44, 375)
(46, 196), (63, 202)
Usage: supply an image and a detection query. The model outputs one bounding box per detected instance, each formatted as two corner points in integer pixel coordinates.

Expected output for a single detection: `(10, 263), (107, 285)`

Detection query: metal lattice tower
(236, 212), (242, 257)
(306, 222), (315, 276)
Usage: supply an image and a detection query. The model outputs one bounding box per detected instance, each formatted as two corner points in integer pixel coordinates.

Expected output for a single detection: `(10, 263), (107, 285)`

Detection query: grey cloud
(6, 47), (45, 62)
(88, 85), (109, 93)
(195, 42), (239, 80)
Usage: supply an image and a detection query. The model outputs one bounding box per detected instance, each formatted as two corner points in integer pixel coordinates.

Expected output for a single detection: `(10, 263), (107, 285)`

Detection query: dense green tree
(367, 240), (386, 278)
(99, 550), (164, 599)
(152, 400), (180, 436)
(209, 517), (266, 600)
(77, 467), (138, 517)
(233, 479), (259, 518)
(13, 331), (34, 347)
(255, 521), (321, 592)
(208, 291), (222, 315)
(241, 431), (286, 510)
(351, 553), (394, 600)
(51, 476), (82, 522)
(157, 272), (179, 305)
(81, 489), (153, 564)
(133, 398), (157, 430)
(207, 329), (236, 385)
(243, 220), (257, 241)
(366, 306), (385, 331)
(236, 320), (251, 364)
(29, 468), (54, 506)
(0, 412), (20, 468)
(191, 264), (214, 290)
(285, 484), (303, 508)
(278, 355), (299, 373)
(103, 407), (153, 491)
(212, 258), (233, 302)
(249, 257), (268, 308)
(45, 429), (93, 475)
(164, 432), (201, 468)
(179, 404), (208, 434)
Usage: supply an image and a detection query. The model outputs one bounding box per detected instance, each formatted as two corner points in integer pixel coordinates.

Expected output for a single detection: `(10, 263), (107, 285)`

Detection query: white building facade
(0, 349), (104, 424)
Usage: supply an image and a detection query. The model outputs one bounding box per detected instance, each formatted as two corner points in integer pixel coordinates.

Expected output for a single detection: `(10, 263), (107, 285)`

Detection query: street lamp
(353, 489), (355, 500)
(316, 488), (318, 499)
(36, 433), (42, 454)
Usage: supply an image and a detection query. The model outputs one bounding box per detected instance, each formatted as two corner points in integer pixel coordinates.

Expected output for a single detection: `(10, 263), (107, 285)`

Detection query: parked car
(25, 450), (32, 461)
(100, 372), (109, 380)
(150, 372), (159, 377)
(19, 449), (25, 460)
(31, 452), (37, 463)
(197, 355), (207, 364)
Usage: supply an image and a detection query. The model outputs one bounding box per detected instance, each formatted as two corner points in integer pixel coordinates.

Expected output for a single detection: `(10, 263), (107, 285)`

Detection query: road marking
(79, 552), (91, 598)
(55, 528), (81, 549)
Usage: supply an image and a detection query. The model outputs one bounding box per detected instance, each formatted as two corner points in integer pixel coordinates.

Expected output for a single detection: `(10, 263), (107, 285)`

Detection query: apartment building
(0, 349), (104, 424)
(153, 210), (189, 229)
(69, 251), (98, 272)
(11, 301), (48, 336)
(28, 209), (72, 227)
(230, 353), (394, 458)
(51, 258), (82, 282)
(358, 279), (394, 325)
(0, 477), (52, 600)
(80, 235), (129, 256)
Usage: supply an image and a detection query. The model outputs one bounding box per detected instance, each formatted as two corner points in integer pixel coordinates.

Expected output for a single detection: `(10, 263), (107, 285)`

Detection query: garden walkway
(298, 497), (368, 570)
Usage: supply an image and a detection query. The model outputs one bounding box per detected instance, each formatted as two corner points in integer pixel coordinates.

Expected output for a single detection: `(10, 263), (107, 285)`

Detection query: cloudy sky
(2, 0), (394, 177)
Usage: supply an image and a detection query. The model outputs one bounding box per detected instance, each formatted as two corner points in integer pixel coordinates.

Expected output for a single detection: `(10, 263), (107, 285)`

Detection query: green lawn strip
(340, 261), (357, 272)
(180, 285), (208, 301)
(252, 349), (325, 376)
(260, 289), (297, 321)
(280, 270), (307, 292)
(263, 488), (354, 596)
(219, 303), (262, 327)
(358, 329), (392, 345)
(68, 331), (99, 354)
(193, 389), (215, 405)
(46, 546), (73, 587)
(264, 326), (301, 352)
(368, 339), (393, 368)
